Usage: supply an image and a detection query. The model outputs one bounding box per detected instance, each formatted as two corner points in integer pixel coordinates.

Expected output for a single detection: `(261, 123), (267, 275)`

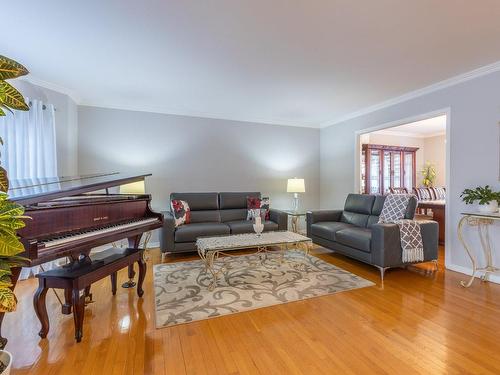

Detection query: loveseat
(306, 194), (438, 279)
(160, 192), (288, 255)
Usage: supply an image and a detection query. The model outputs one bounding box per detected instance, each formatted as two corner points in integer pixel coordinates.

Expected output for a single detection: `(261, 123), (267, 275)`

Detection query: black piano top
(8, 172), (151, 206)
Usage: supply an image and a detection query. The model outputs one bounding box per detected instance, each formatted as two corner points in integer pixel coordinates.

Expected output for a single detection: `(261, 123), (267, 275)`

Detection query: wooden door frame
(354, 108), (451, 269)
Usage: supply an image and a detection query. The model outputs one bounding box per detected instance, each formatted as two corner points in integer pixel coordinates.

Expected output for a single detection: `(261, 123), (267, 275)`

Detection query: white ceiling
(372, 115), (446, 138)
(3, 1), (500, 128)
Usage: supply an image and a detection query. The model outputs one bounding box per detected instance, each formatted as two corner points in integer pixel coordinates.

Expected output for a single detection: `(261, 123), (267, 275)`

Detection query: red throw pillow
(246, 196), (261, 220)
(171, 199), (191, 227)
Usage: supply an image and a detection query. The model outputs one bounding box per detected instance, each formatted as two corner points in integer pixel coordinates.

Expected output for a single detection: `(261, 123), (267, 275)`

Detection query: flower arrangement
(421, 162), (436, 187)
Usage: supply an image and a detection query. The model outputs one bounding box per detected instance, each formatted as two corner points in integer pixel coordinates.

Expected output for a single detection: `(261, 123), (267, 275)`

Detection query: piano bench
(33, 247), (146, 343)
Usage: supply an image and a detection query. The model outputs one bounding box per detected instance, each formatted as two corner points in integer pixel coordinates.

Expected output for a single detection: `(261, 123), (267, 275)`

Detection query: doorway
(354, 110), (450, 267)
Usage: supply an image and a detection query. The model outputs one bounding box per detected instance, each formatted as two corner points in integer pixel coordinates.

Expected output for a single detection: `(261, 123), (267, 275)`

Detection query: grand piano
(1, 172), (163, 347)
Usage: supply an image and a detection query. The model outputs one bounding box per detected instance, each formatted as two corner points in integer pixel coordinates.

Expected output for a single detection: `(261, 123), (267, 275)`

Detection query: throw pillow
(171, 199), (191, 227)
(260, 196), (270, 221)
(246, 196), (261, 220)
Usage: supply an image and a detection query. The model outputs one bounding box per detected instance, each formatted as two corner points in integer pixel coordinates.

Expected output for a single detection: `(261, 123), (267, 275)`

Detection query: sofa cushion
(310, 222), (354, 241)
(220, 208), (248, 222)
(226, 220), (278, 235)
(174, 222), (230, 243)
(170, 193), (219, 211)
(219, 192), (260, 209)
(344, 194), (375, 215)
(335, 227), (372, 253)
(189, 210), (221, 223)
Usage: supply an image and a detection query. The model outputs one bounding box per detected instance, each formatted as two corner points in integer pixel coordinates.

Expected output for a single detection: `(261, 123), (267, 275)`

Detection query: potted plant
(421, 162), (436, 187)
(0, 55), (30, 373)
(461, 185), (500, 213)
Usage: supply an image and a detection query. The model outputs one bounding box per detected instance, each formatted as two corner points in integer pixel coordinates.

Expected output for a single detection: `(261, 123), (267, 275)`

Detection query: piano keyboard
(40, 218), (159, 248)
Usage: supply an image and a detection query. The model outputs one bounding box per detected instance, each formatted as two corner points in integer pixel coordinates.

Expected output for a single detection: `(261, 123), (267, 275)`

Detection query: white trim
(353, 108), (454, 272)
(321, 60), (500, 128)
(20, 76), (81, 104)
(446, 264), (500, 285)
(371, 130), (446, 139)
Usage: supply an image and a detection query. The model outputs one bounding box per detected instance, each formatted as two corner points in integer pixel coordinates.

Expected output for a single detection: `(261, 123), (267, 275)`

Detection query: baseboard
(446, 263), (500, 285)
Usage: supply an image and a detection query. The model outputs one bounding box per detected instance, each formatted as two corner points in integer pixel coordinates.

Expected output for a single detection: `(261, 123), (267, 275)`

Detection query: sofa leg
(432, 259), (439, 271)
(376, 266), (389, 281)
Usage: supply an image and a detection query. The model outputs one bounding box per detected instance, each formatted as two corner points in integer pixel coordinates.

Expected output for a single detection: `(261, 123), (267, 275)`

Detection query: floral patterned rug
(153, 251), (374, 328)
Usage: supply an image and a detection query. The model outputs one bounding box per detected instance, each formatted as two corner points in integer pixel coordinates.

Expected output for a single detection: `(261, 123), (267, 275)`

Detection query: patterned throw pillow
(260, 196), (270, 221)
(246, 196), (261, 220)
(171, 199), (191, 227)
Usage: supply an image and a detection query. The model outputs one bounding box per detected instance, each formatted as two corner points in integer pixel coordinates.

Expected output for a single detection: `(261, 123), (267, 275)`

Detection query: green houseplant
(0, 56), (30, 368)
(421, 162), (436, 187)
(461, 185), (500, 213)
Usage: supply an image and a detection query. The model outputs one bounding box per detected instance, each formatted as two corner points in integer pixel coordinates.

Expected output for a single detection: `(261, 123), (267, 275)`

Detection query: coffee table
(196, 231), (312, 290)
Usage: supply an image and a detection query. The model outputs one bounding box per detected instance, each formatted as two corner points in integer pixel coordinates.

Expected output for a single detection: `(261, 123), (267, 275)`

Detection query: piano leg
(72, 288), (85, 343)
(33, 280), (49, 339)
(0, 267), (21, 349)
(137, 255), (146, 298)
(122, 235), (142, 288)
(62, 288), (72, 314)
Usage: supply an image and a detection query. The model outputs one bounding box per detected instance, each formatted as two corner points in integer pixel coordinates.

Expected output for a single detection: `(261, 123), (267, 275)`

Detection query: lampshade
(287, 178), (305, 193)
(119, 180), (145, 194)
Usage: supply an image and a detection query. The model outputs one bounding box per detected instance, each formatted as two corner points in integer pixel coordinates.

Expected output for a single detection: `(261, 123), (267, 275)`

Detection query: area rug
(153, 251), (374, 328)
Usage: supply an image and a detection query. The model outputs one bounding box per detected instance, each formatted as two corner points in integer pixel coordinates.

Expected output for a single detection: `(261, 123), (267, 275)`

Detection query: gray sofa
(306, 194), (438, 279)
(160, 192), (288, 255)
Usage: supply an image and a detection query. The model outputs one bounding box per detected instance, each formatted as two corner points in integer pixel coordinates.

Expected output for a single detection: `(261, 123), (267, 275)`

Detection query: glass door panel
(369, 150), (380, 194)
(383, 151), (391, 193)
(361, 150), (366, 193)
(393, 152), (401, 188)
(404, 152), (413, 190)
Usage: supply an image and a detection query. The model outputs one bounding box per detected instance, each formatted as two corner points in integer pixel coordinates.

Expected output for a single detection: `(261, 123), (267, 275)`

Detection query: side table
(458, 212), (500, 287)
(283, 210), (307, 233)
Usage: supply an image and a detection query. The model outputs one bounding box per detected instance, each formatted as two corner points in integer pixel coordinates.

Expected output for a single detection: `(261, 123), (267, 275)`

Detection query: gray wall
(78, 106), (320, 240)
(320, 69), (500, 281)
(12, 81), (78, 176)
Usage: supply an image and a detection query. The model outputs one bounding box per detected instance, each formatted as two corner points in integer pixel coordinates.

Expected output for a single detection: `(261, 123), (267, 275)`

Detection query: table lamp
(119, 180), (145, 195)
(287, 178), (305, 211)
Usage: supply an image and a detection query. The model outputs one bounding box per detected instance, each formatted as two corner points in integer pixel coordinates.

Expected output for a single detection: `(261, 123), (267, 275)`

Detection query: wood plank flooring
(5, 246), (500, 375)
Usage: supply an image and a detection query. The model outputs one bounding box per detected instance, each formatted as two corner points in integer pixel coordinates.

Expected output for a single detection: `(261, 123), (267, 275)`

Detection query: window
(0, 99), (57, 180)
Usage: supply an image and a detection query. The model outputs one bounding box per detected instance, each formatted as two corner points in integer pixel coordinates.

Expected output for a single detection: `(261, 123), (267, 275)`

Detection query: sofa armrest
(269, 209), (288, 230)
(306, 210), (343, 238)
(371, 221), (438, 268)
(159, 211), (176, 253)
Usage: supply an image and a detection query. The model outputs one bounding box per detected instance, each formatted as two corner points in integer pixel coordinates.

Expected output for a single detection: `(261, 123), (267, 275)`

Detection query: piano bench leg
(72, 288), (85, 343)
(34, 281), (49, 339)
(111, 272), (117, 295)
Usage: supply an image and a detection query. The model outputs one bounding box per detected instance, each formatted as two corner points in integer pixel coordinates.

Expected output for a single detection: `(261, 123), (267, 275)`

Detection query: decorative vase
(0, 350), (12, 375)
(253, 223), (264, 236)
(478, 200), (498, 214)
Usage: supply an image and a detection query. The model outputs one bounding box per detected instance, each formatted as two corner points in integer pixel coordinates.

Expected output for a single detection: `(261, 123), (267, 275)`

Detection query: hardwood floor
(5, 246), (500, 375)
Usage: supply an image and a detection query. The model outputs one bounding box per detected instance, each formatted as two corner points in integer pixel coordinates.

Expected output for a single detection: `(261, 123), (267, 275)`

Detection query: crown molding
(20, 75), (82, 104)
(320, 60), (500, 128)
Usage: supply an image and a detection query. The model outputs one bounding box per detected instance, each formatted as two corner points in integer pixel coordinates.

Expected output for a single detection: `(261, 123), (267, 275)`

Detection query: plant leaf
(0, 167), (8, 193)
(0, 55), (29, 80)
(0, 81), (29, 111)
(0, 107), (4, 116)
(0, 232), (24, 257)
(0, 287), (17, 312)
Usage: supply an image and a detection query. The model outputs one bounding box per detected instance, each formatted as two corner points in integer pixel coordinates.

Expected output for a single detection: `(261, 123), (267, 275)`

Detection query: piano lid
(8, 172), (152, 206)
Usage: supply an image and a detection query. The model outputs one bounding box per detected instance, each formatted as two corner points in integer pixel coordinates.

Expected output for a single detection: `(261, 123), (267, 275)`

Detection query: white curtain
(0, 98), (59, 279)
(0, 98), (58, 179)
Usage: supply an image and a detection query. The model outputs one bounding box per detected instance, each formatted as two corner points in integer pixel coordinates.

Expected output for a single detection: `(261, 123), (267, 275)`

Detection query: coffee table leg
(206, 250), (219, 291)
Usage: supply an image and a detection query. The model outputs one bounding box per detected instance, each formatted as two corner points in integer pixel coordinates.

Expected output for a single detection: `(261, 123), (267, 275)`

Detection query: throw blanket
(378, 194), (424, 263)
